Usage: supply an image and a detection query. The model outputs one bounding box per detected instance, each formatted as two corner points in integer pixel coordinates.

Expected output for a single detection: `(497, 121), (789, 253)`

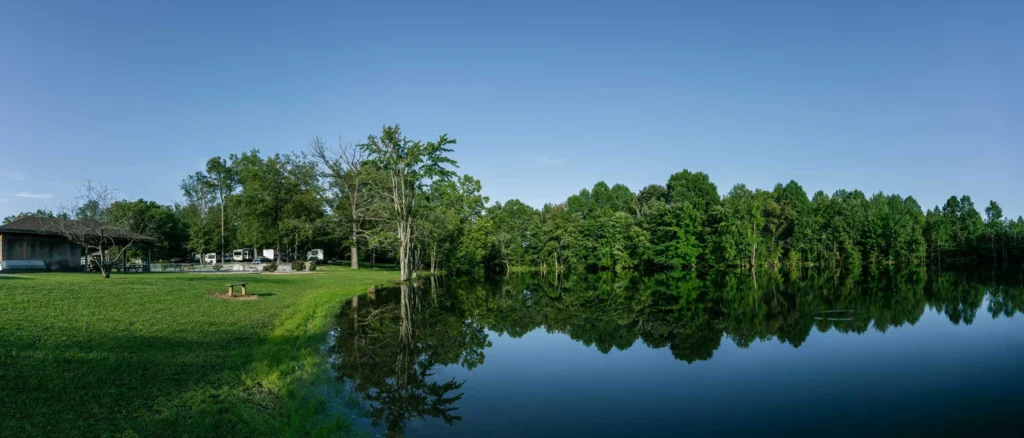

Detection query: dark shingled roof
(0, 216), (156, 242)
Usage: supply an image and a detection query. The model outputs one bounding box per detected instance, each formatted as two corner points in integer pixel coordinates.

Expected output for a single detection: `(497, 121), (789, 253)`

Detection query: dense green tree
(711, 184), (762, 267)
(984, 201), (1005, 263)
(359, 125), (458, 282)
(107, 199), (187, 261)
(233, 151), (320, 262)
(180, 172), (217, 258)
(640, 200), (701, 270)
(487, 200), (539, 272)
(665, 170), (719, 215)
(420, 175), (488, 273)
(204, 156), (239, 263)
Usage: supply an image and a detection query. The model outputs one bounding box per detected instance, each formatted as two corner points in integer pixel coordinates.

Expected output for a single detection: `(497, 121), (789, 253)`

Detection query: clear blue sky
(1, 0), (1020, 219)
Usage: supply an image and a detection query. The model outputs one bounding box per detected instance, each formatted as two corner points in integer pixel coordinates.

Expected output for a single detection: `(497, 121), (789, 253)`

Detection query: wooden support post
(228, 285), (234, 297)
(240, 284), (246, 296)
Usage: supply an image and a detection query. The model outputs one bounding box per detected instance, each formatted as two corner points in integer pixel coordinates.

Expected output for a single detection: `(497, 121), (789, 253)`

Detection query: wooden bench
(226, 282), (248, 297)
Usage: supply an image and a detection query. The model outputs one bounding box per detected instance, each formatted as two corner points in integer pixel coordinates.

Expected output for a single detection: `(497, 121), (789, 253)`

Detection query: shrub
(263, 262), (278, 273)
(212, 263), (222, 272)
(291, 260), (305, 271)
(307, 262), (317, 271)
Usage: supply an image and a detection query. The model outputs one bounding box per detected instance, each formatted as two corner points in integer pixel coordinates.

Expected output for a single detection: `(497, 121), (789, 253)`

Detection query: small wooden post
(228, 285), (234, 297)
(240, 284), (246, 296)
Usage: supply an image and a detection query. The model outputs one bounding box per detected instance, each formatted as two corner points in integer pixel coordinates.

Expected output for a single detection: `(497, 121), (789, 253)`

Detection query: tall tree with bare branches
(311, 136), (384, 269)
(50, 182), (154, 278)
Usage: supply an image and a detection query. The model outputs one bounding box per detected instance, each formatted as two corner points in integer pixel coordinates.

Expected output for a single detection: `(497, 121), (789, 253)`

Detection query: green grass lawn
(0, 266), (396, 437)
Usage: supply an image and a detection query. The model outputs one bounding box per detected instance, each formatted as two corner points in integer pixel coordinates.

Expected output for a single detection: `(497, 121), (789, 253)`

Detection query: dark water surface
(330, 270), (1024, 437)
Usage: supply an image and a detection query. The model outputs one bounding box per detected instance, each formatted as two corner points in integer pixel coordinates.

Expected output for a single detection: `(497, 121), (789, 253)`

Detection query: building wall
(0, 234), (82, 271)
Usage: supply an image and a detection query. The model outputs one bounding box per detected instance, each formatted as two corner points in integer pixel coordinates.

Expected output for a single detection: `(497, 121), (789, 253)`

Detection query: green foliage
(358, 124), (459, 281)
(107, 199), (187, 260)
(169, 125), (1022, 276)
(291, 260), (305, 271)
(454, 170), (1020, 273)
(263, 262), (278, 272)
(666, 170), (719, 216)
(233, 150), (322, 261)
(2, 209), (67, 225)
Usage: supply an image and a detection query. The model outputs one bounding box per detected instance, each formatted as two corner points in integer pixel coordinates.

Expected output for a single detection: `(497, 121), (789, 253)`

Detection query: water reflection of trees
(332, 269), (1023, 434)
(458, 269), (1023, 362)
(331, 281), (490, 436)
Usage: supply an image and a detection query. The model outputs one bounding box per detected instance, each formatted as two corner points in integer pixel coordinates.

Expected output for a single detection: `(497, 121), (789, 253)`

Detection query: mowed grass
(0, 266), (395, 437)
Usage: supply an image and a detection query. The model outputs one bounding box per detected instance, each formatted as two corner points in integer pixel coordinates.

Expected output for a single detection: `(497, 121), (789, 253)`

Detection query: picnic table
(226, 282), (248, 297)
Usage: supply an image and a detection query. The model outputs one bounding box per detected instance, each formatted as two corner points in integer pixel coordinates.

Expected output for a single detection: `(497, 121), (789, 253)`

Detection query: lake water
(330, 270), (1024, 437)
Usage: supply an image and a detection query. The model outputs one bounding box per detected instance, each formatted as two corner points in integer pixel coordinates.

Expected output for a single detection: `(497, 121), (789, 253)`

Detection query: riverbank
(0, 267), (395, 436)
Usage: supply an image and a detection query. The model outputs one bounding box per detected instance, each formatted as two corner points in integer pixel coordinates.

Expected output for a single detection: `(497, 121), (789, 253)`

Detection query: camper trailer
(261, 249), (275, 261)
(204, 253), (217, 264)
(232, 249), (252, 262)
(306, 249), (325, 263)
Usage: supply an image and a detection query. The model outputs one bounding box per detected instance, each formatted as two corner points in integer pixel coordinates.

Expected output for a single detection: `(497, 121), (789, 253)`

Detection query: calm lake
(330, 270), (1024, 437)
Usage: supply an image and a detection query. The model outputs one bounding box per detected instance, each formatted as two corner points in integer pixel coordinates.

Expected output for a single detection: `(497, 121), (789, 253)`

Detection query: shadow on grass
(0, 330), (301, 436)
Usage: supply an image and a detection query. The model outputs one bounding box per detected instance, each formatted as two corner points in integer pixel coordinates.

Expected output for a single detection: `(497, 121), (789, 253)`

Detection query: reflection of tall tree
(927, 273), (985, 325)
(332, 283), (489, 436)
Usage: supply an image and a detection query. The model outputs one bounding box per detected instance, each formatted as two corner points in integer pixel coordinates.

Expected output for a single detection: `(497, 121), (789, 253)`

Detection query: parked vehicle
(261, 249), (275, 261)
(306, 249), (325, 263)
(253, 257), (264, 264)
(223, 253), (233, 262)
(232, 249), (252, 262)
(204, 253), (217, 264)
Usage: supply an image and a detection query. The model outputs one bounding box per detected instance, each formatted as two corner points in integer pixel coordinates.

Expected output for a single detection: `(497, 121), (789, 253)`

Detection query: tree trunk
(751, 242), (757, 268)
(220, 201), (225, 264)
(99, 240), (110, 278)
(351, 222), (359, 269)
(398, 219), (412, 282)
(430, 243), (437, 274)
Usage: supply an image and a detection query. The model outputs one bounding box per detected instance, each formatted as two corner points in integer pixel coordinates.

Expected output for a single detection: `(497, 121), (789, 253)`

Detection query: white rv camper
(232, 249), (252, 262)
(306, 249), (325, 263)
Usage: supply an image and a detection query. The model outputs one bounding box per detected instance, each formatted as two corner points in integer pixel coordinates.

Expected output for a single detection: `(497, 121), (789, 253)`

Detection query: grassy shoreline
(0, 266), (394, 437)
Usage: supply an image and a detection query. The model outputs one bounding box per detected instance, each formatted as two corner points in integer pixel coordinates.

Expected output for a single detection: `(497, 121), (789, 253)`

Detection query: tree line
(4, 124), (1022, 276)
(478, 174), (1024, 273)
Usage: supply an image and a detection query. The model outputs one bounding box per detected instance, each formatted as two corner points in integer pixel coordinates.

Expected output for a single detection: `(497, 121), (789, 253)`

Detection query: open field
(0, 266), (396, 437)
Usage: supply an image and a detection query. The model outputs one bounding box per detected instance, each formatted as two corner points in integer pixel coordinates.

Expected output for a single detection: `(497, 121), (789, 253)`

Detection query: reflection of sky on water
(339, 277), (1024, 437)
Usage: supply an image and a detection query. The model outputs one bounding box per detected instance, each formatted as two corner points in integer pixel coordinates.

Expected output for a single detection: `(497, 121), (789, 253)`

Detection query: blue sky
(1, 0), (1020, 219)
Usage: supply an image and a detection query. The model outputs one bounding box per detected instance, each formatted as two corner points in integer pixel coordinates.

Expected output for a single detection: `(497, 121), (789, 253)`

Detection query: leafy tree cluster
(175, 125), (478, 275)
(166, 126), (1024, 275)
(924, 196), (1024, 269)
(467, 171), (1023, 273)
(178, 152), (327, 263)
